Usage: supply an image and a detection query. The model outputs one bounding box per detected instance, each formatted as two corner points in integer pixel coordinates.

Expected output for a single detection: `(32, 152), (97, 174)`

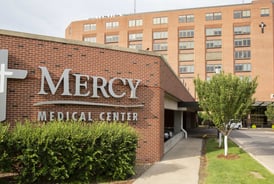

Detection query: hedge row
(0, 121), (138, 183)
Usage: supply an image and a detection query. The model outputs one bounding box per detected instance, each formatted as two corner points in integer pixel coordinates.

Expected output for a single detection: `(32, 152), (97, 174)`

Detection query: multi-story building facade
(66, 0), (274, 127)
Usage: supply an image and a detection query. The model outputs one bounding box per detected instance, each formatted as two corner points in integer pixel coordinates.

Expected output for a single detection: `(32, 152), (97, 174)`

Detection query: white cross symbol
(0, 64), (13, 93)
(0, 50), (28, 122)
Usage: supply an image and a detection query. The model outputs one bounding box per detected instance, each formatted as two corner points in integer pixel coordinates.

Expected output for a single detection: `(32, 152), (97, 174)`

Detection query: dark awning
(178, 101), (273, 111)
(252, 101), (274, 107)
(178, 101), (200, 111)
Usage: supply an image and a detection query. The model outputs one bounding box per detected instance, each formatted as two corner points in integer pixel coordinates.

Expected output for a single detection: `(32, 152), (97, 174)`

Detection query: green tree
(194, 72), (257, 156)
(265, 104), (274, 124)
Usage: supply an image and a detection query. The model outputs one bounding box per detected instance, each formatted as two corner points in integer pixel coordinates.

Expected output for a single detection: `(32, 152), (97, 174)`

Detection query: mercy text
(38, 66), (141, 99)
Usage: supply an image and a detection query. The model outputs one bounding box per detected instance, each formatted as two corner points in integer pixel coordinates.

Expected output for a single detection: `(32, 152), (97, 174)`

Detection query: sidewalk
(133, 138), (202, 184)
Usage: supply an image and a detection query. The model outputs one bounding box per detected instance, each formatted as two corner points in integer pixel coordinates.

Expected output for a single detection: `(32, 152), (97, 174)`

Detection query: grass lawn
(204, 138), (274, 184)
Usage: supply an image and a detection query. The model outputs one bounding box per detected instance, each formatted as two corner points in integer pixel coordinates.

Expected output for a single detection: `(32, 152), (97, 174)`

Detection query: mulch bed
(198, 138), (207, 184)
(198, 137), (241, 184)
(217, 153), (240, 160)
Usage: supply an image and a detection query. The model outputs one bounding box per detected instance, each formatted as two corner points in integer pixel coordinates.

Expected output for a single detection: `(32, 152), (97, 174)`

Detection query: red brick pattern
(0, 31), (194, 163)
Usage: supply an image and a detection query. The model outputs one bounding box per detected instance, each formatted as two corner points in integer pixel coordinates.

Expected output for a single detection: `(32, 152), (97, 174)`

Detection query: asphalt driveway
(230, 129), (274, 174)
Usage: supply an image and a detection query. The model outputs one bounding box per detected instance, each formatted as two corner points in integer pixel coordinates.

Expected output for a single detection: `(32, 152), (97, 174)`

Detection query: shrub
(0, 123), (10, 172)
(0, 121), (138, 183)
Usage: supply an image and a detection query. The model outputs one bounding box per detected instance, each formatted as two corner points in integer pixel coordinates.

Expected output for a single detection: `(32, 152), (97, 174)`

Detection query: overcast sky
(0, 0), (252, 38)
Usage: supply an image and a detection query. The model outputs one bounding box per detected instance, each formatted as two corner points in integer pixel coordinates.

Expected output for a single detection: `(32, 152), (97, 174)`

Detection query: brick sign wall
(0, 30), (194, 163)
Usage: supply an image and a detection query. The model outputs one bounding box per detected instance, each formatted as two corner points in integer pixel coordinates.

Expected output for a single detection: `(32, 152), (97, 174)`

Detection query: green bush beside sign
(0, 121), (138, 183)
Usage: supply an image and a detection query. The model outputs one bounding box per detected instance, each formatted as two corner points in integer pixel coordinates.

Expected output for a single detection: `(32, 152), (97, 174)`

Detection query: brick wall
(0, 30), (194, 163)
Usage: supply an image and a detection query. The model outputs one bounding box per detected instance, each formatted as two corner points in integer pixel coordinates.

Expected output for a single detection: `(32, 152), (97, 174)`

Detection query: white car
(228, 119), (242, 129)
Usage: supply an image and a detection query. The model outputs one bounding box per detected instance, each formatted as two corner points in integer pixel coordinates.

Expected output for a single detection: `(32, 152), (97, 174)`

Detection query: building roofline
(83, 2), (252, 21)
(125, 2), (251, 16)
(0, 29), (194, 101)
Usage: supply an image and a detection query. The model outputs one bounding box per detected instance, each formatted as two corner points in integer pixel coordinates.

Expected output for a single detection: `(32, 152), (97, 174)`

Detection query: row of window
(206, 64), (251, 73)
(179, 9), (269, 23)
(179, 51), (251, 61)
(83, 8), (270, 31)
(179, 50), (251, 61)
(180, 38), (250, 50)
(84, 37), (250, 53)
(150, 45), (251, 54)
(179, 25), (250, 38)
(84, 25), (251, 43)
(179, 63), (251, 74)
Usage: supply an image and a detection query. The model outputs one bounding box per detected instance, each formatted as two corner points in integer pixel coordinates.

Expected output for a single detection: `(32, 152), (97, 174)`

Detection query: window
(128, 19), (143, 27)
(153, 17), (168, 24)
(234, 11), (242, 18)
(179, 65), (194, 73)
(214, 12), (222, 20)
(106, 21), (119, 29)
(129, 43), (142, 50)
(206, 64), (222, 73)
(235, 50), (251, 59)
(206, 40), (222, 48)
(83, 36), (96, 43)
(261, 8), (270, 17)
(129, 33), (143, 41)
(179, 14), (194, 23)
(205, 12), (222, 21)
(179, 30), (194, 38)
(235, 63), (251, 72)
(179, 53), (194, 61)
(206, 28), (222, 36)
(206, 13), (213, 21)
(234, 25), (250, 35)
(153, 31), (168, 39)
(83, 24), (96, 31)
(179, 41), (194, 50)
(234, 38), (251, 47)
(153, 43), (168, 51)
(238, 75), (252, 81)
(234, 10), (251, 19)
(105, 35), (119, 43)
(206, 52), (222, 60)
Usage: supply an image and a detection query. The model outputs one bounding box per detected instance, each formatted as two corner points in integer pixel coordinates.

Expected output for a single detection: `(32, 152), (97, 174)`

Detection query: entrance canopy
(178, 101), (200, 112)
(252, 101), (274, 107)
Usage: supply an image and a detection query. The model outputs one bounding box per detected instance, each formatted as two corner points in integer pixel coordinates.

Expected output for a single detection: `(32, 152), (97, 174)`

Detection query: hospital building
(66, 0), (274, 127)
